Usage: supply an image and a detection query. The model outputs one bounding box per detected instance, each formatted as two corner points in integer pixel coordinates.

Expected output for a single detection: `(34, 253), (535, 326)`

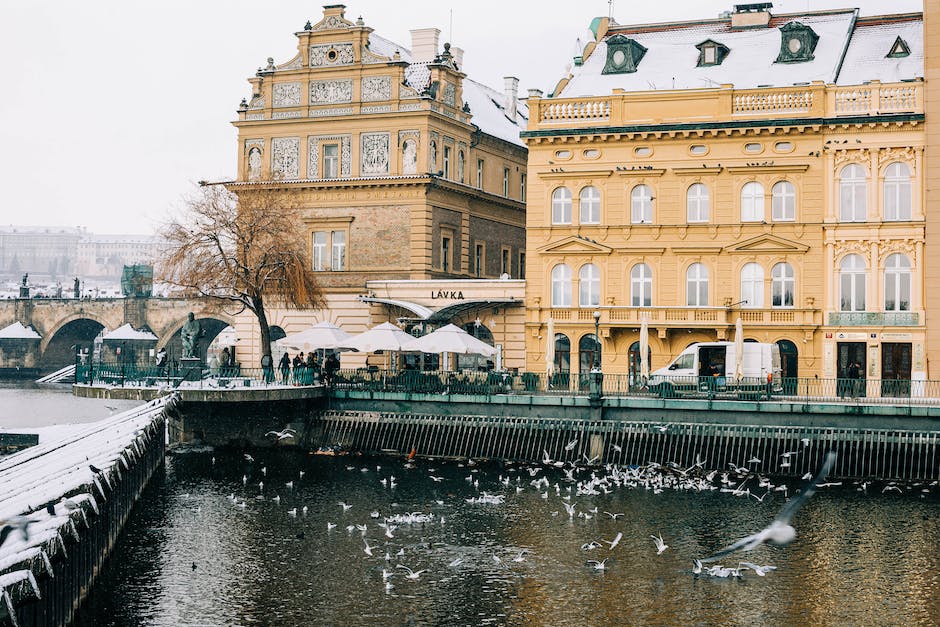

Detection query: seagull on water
(563, 502), (576, 518)
(396, 565), (425, 580)
(586, 558), (609, 571)
(740, 561), (777, 576)
(604, 512), (625, 519)
(699, 452), (837, 563)
(651, 533), (668, 554)
(244, 454), (254, 463)
(339, 502), (353, 511)
(327, 522), (336, 530)
(448, 558), (463, 567)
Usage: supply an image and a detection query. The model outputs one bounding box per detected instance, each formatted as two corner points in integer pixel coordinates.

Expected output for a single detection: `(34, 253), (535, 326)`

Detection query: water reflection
(78, 451), (939, 626)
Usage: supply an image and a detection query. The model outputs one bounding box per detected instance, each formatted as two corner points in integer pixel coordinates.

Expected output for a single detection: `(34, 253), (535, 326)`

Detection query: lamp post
(592, 310), (601, 371)
(589, 310), (603, 407)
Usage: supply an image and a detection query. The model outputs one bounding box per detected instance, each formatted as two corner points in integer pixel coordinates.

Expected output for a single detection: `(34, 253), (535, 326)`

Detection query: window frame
(741, 181), (765, 222)
(884, 253), (911, 312)
(580, 186), (601, 224)
(631, 184), (653, 224)
(839, 164), (868, 222)
(630, 263), (652, 307)
(883, 162), (912, 222)
(552, 187), (572, 225)
(322, 143), (340, 179)
(839, 254), (867, 312)
(578, 263), (601, 307)
(686, 183), (710, 223)
(771, 180), (796, 221)
(686, 263), (709, 307)
(740, 262), (764, 308)
(551, 264), (572, 308)
(771, 262), (795, 308)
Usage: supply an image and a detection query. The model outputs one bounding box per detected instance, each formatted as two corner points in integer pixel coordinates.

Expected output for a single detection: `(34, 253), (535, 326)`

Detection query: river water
(3, 385), (938, 625)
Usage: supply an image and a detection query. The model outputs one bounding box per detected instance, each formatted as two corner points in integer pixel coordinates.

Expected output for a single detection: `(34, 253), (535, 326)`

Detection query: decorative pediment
(725, 233), (809, 254)
(539, 236), (613, 256)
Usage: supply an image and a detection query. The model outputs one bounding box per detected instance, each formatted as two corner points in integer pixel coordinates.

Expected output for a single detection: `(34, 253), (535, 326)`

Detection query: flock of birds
(199, 433), (936, 596)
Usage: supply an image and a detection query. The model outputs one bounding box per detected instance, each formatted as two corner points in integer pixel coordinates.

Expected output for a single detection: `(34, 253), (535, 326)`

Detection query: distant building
(76, 235), (163, 279)
(230, 4), (528, 369)
(523, 5), (925, 390)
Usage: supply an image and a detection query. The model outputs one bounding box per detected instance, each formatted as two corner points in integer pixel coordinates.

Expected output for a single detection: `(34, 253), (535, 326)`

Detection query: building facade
(229, 5), (528, 369)
(523, 5), (925, 392)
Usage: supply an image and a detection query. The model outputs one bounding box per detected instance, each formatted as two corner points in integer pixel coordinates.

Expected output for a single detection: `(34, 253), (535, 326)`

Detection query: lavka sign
(431, 290), (465, 300)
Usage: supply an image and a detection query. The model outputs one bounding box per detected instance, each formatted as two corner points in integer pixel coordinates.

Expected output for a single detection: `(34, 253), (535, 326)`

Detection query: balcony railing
(528, 81), (922, 130)
(552, 307), (819, 327)
(828, 312), (920, 327)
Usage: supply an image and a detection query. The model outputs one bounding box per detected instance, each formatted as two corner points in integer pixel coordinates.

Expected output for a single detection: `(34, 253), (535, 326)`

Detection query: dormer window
(696, 40), (730, 67)
(887, 36), (911, 58)
(775, 22), (819, 64)
(603, 35), (648, 74)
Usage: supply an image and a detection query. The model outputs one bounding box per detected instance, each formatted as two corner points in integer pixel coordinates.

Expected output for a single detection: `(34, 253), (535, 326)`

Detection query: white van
(648, 341), (781, 398)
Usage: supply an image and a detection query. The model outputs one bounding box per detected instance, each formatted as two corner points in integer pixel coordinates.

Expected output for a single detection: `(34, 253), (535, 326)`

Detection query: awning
(358, 296), (522, 325)
(357, 296), (434, 320)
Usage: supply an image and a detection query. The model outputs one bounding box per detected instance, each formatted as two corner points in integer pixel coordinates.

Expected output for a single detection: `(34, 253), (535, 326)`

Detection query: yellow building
(227, 5), (528, 369)
(523, 5), (925, 393)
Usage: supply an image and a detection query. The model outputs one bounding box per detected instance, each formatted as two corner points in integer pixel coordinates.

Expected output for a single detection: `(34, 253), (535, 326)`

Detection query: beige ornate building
(523, 5), (925, 392)
(229, 5), (527, 369)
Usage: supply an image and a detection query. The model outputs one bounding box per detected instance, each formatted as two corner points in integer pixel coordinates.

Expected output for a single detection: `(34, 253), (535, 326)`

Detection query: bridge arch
(157, 313), (238, 363)
(40, 314), (110, 369)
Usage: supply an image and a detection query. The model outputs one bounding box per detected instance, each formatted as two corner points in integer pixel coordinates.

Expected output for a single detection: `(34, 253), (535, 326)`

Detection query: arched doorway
(579, 334), (601, 390)
(776, 339), (798, 394)
(457, 322), (494, 371)
(628, 340), (651, 389)
(41, 318), (105, 370)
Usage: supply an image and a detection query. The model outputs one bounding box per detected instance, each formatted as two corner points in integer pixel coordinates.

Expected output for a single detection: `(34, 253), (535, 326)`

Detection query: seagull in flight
(603, 512), (624, 519)
(739, 561), (777, 576)
(604, 532), (623, 550)
(265, 428), (297, 441)
(700, 452), (837, 563)
(339, 502), (353, 511)
(564, 439), (578, 451)
(363, 538), (376, 556)
(396, 565), (426, 580)
(651, 533), (668, 554)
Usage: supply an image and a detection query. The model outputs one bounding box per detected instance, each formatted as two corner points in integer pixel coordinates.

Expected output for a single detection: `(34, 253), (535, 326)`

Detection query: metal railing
(75, 361), (323, 389)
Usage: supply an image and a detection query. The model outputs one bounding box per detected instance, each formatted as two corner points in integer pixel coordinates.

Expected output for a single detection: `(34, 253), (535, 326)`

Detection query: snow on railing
(733, 89), (814, 115)
(539, 99), (610, 124)
(0, 395), (174, 612)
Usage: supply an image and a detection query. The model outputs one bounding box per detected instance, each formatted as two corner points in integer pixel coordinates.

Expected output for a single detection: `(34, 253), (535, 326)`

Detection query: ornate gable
(724, 233), (809, 254)
(538, 236), (613, 256)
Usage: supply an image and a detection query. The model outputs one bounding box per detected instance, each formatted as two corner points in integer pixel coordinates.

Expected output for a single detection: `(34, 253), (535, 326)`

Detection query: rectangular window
(331, 230), (346, 271)
(441, 236), (451, 273)
(323, 144), (339, 179)
(503, 168), (510, 196)
(704, 46), (716, 65)
(443, 146), (451, 179)
(521, 173), (527, 202)
(312, 231), (327, 271)
(475, 243), (484, 277)
(519, 252), (526, 279)
(501, 248), (510, 276)
(477, 159), (484, 189)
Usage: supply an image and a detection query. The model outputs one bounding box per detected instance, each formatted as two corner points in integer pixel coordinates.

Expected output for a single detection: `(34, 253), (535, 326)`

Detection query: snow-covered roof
(101, 323), (157, 342)
(838, 15), (923, 86)
(558, 9), (923, 97)
(563, 11), (856, 96)
(368, 32), (411, 62)
(0, 322), (41, 340)
(462, 79), (528, 147)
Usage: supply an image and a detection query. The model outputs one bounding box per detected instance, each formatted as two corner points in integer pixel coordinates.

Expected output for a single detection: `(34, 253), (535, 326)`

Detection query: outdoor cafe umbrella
(344, 322), (414, 370)
(281, 321), (354, 352)
(545, 318), (555, 377)
(401, 324), (497, 356)
(733, 316), (744, 381)
(639, 315), (650, 381)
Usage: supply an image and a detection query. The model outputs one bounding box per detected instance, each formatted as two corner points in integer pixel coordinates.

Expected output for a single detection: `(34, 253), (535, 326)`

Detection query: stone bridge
(0, 297), (239, 371)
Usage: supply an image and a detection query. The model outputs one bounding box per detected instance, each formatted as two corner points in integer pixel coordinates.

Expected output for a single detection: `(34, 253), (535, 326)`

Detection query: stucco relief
(833, 239), (872, 260)
(878, 146), (917, 170)
(308, 135), (352, 179)
(310, 79), (353, 104)
(309, 107), (354, 117)
(361, 105), (392, 114)
(247, 95), (265, 110)
(272, 111), (301, 119)
(309, 44), (354, 67)
(312, 15), (353, 31)
(361, 76), (391, 102)
(361, 133), (390, 176)
(833, 148), (871, 168)
(271, 137), (300, 179)
(273, 82), (302, 107)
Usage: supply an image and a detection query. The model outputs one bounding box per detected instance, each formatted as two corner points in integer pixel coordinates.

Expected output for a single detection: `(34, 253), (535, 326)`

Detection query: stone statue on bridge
(180, 312), (203, 359)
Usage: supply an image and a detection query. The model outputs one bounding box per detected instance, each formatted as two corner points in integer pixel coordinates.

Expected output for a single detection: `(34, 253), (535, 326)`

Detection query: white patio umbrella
(545, 318), (555, 377)
(401, 324), (497, 356)
(733, 316), (744, 380)
(639, 316), (650, 381)
(344, 322), (415, 370)
(281, 321), (354, 352)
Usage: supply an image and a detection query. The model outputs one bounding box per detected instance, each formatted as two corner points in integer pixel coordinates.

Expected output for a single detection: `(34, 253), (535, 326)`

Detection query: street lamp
(590, 309), (603, 407)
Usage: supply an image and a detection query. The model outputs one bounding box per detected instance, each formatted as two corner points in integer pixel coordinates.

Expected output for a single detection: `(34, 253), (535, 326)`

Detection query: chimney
(504, 76), (519, 120)
(322, 4), (347, 22)
(410, 28), (440, 63)
(450, 45), (464, 69)
(731, 3), (772, 29)
(527, 88), (544, 99)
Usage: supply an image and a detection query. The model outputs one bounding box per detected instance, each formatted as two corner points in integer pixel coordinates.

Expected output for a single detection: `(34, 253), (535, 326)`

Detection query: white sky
(0, 1), (921, 234)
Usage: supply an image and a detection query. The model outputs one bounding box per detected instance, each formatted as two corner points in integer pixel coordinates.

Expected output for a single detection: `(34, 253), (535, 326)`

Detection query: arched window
(740, 263), (764, 308)
(772, 181), (795, 221)
(579, 186), (601, 224)
(631, 184), (653, 224)
(839, 164), (867, 222)
(554, 333), (571, 373)
(884, 253), (911, 312)
(741, 182), (764, 222)
(552, 187), (572, 224)
(579, 334), (601, 373)
(687, 183), (710, 223)
(686, 263), (709, 306)
(839, 254), (866, 311)
(771, 262), (795, 308)
(551, 264), (572, 307)
(630, 263), (652, 307)
(883, 162), (911, 221)
(579, 263), (600, 307)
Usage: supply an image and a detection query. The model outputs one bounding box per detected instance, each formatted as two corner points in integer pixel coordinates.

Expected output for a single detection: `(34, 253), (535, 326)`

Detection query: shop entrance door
(837, 342), (866, 398)
(881, 342), (912, 397)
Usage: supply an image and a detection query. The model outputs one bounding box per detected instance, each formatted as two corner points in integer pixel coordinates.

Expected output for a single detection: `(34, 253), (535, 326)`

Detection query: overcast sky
(0, 0), (921, 234)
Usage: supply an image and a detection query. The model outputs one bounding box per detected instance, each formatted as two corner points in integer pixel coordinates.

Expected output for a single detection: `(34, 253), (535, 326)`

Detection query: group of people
(840, 360), (864, 398)
(275, 351), (340, 385)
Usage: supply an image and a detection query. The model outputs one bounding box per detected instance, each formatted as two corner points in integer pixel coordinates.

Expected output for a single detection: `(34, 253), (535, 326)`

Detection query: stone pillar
(925, 2), (940, 377)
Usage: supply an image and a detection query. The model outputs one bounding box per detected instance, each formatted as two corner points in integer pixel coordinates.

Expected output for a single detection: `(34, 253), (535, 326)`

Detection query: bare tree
(159, 183), (322, 361)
